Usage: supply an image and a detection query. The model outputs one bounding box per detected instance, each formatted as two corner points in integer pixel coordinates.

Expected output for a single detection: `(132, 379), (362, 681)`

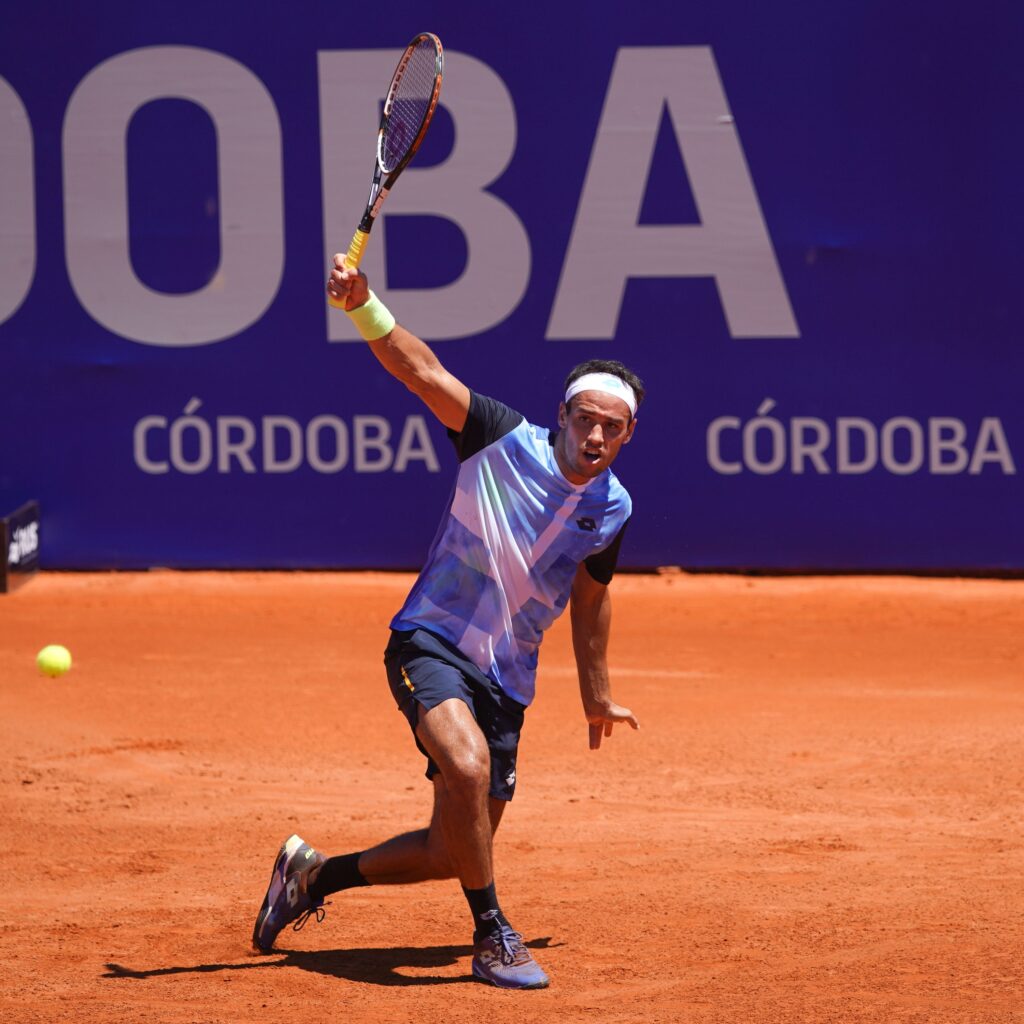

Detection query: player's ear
(558, 401), (568, 428)
(622, 416), (637, 445)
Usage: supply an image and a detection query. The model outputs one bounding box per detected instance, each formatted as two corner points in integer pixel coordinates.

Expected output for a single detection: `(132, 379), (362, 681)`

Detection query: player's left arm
(569, 562), (640, 750)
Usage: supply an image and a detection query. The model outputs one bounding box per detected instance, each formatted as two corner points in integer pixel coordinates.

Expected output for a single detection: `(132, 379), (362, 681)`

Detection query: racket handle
(327, 228), (371, 310)
(345, 228), (370, 269)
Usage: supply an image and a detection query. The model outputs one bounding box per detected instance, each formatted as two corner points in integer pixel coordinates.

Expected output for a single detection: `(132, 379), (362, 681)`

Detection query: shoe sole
(252, 835), (302, 953)
(472, 960), (550, 989)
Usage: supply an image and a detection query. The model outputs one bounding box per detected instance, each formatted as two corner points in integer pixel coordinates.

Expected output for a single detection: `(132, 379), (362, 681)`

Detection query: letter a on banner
(548, 47), (799, 340)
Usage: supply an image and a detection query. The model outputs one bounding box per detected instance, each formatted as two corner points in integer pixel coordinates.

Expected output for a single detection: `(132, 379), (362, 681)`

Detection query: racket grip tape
(345, 229), (370, 269)
(327, 229), (372, 309)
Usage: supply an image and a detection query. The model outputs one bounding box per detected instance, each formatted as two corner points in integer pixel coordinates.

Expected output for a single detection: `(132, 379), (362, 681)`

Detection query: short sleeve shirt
(390, 392), (632, 706)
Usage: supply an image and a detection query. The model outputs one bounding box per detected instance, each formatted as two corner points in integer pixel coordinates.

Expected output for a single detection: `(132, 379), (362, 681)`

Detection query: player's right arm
(327, 256), (470, 432)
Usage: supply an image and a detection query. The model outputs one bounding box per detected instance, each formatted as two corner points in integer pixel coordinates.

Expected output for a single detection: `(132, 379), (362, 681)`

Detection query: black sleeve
(447, 391), (524, 462)
(584, 518), (630, 585)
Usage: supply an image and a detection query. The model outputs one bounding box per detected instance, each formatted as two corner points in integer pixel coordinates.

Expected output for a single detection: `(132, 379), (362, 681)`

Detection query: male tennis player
(252, 259), (643, 990)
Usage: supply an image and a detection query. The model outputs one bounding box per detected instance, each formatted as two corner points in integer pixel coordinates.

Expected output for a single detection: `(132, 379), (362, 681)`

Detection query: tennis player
(253, 259), (643, 989)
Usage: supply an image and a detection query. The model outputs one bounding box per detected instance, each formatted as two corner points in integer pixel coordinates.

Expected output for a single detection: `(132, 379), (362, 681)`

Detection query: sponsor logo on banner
(8, 521), (39, 566)
(2, 501), (41, 590)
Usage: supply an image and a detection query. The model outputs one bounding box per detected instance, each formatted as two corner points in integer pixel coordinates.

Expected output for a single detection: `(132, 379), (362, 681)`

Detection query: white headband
(564, 372), (637, 419)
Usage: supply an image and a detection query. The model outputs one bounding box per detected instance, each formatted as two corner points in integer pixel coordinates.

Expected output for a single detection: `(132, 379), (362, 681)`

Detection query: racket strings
(381, 39), (439, 172)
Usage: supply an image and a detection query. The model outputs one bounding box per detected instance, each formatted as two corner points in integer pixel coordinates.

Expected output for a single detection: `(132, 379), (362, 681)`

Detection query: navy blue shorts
(384, 628), (526, 801)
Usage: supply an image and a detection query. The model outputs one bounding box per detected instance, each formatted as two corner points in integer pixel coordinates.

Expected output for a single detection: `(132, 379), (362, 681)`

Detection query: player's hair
(563, 360), (646, 418)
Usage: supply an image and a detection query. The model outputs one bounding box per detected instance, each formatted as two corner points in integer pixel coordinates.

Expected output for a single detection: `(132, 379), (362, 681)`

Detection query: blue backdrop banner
(1, 1), (1020, 570)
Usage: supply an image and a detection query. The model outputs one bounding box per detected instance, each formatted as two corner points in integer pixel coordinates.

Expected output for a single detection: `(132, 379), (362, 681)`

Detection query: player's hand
(327, 255), (371, 311)
(585, 702), (639, 750)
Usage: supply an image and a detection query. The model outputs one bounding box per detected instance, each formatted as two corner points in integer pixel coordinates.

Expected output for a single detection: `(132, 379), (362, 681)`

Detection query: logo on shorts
(576, 516), (597, 532)
(505, 770), (516, 787)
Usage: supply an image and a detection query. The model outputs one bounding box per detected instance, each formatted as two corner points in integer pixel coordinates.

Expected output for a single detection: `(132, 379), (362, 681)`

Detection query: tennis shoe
(252, 834), (326, 953)
(472, 920), (550, 989)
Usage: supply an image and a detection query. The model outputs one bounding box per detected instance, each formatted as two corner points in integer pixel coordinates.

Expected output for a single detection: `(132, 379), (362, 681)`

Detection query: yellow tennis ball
(37, 644), (72, 678)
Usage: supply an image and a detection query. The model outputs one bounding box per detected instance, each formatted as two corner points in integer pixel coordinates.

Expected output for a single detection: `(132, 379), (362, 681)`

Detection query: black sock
(463, 882), (509, 938)
(308, 852), (369, 901)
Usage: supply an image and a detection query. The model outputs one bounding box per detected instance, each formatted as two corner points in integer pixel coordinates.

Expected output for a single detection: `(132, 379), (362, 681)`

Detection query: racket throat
(368, 186), (390, 222)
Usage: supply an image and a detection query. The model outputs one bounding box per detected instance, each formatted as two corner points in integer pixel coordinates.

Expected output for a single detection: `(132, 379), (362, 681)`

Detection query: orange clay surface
(1, 571), (1022, 1024)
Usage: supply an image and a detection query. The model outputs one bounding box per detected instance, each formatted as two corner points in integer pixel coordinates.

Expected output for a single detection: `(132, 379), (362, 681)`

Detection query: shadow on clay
(102, 936), (558, 988)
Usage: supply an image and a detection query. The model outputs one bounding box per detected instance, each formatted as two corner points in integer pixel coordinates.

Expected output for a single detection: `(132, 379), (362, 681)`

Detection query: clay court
(2, 571), (1021, 1023)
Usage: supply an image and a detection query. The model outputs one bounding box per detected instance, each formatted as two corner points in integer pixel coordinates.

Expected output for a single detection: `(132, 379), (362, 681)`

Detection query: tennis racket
(327, 32), (444, 308)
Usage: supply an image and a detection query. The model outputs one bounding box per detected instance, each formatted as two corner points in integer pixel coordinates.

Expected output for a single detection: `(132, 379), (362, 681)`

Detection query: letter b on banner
(318, 50), (530, 341)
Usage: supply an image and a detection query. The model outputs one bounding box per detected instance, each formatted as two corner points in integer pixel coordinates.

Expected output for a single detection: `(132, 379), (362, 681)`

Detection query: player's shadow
(102, 936), (556, 988)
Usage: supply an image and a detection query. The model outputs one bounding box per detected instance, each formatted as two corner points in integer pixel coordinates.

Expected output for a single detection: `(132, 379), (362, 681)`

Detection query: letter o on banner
(881, 417), (924, 475)
(0, 77), (35, 327)
(63, 46), (284, 346)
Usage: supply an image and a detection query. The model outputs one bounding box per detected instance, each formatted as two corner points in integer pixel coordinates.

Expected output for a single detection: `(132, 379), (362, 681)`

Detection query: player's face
(554, 390), (637, 485)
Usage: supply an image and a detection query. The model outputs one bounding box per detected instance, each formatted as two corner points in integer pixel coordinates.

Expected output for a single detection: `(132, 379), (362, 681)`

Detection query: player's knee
(442, 747), (490, 805)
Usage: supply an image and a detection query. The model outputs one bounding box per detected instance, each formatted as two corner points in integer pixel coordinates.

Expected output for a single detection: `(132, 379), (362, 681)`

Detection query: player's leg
(412, 695), (495, 888)
(253, 650), (481, 952)
(415, 688), (547, 989)
(302, 679), (546, 988)
(253, 777), (505, 953)
(254, 640), (546, 984)
(316, 776), (506, 886)
(312, 698), (499, 889)
(312, 652), (506, 888)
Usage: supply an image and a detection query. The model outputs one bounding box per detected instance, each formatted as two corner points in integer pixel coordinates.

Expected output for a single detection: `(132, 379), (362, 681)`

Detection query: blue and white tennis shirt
(391, 391), (632, 707)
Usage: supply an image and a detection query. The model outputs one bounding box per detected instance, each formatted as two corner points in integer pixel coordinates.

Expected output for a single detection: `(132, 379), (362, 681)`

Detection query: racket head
(378, 33), (444, 176)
